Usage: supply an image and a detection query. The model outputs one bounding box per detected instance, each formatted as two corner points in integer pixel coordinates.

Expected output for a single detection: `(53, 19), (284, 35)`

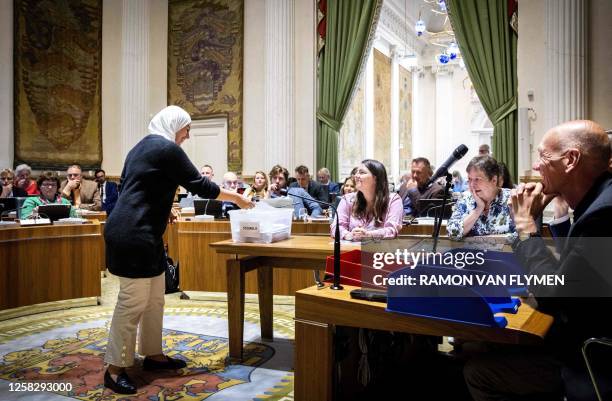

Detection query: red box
(325, 249), (404, 289)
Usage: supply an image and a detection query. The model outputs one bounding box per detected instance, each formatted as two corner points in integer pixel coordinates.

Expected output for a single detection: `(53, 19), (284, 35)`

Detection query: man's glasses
(41, 183), (58, 188)
(67, 173), (81, 178)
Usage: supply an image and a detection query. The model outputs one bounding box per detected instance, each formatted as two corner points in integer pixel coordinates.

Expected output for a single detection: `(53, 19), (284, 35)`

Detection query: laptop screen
(0, 197), (17, 215)
(37, 204), (71, 221)
(193, 199), (223, 218)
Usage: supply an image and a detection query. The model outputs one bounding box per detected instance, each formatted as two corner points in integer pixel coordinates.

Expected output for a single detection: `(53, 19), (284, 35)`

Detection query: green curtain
(317, 0), (381, 181)
(447, 0), (518, 180)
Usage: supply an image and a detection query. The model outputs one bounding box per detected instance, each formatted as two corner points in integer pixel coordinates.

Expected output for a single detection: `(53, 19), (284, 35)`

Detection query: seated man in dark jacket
(398, 157), (445, 217)
(464, 120), (612, 400)
(290, 165), (329, 207)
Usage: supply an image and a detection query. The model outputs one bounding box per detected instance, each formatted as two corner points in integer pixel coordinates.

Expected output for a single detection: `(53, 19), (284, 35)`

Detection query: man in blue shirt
(269, 165), (322, 218)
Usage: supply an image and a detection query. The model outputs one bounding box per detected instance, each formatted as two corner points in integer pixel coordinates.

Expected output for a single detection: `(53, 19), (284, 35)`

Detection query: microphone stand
(282, 189), (343, 290)
(432, 172), (453, 253)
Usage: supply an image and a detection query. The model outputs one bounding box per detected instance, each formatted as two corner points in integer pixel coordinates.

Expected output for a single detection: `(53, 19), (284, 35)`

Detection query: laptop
(37, 204), (71, 221)
(417, 199), (455, 219)
(193, 199), (224, 218)
(0, 197), (17, 215)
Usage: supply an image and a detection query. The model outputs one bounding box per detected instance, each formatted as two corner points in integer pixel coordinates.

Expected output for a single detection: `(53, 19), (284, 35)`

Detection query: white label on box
(239, 221), (261, 238)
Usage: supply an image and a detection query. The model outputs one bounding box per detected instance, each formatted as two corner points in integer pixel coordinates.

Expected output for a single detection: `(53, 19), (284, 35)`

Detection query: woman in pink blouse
(332, 159), (403, 241)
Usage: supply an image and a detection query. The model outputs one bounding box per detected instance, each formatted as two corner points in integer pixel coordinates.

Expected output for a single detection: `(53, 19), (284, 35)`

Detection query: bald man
(465, 120), (612, 401)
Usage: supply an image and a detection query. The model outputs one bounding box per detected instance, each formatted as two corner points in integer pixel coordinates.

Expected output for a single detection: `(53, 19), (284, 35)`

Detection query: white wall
(518, 0), (612, 176)
(242, 0), (266, 175)
(101, 0), (168, 176)
(292, 0), (316, 172)
(411, 64), (473, 175)
(589, 0), (612, 129)
(0, 0), (13, 169)
(243, 0), (316, 176)
(101, 0), (123, 176)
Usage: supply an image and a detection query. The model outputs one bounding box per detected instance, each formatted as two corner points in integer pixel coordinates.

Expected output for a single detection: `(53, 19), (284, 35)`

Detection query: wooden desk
(81, 211), (107, 222)
(294, 285), (554, 401)
(210, 236), (359, 360)
(178, 220), (332, 295)
(78, 211), (177, 272)
(178, 220), (458, 296)
(0, 222), (103, 310)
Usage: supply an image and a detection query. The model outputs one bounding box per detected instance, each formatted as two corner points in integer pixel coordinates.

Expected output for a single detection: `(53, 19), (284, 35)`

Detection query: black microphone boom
(279, 187), (343, 290)
(426, 144), (469, 187)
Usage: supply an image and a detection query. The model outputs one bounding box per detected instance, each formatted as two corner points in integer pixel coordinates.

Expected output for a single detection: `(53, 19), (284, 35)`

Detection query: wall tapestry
(373, 49), (391, 170)
(14, 0), (102, 169)
(168, 0), (244, 172)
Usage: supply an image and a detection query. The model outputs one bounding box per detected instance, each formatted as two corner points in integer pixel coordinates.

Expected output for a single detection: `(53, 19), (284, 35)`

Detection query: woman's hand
(233, 194), (255, 210)
(1, 184), (12, 198)
(472, 191), (486, 213)
(350, 226), (369, 241)
(217, 189), (255, 209)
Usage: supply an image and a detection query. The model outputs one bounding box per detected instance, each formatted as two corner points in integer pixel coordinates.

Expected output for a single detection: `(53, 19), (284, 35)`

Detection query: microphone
(426, 144), (469, 187)
(279, 187), (343, 290)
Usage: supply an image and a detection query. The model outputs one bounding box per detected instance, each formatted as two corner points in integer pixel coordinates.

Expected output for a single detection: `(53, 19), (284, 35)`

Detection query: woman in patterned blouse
(447, 156), (516, 240)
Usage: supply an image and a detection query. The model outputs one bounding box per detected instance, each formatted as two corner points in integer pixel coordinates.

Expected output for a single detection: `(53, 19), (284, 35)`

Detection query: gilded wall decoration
(168, 0), (243, 172)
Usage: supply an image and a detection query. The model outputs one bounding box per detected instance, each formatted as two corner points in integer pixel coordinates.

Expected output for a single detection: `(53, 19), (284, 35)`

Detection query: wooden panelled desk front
(209, 235), (359, 361)
(177, 220), (333, 296)
(177, 219), (452, 296)
(294, 285), (554, 401)
(0, 222), (103, 309)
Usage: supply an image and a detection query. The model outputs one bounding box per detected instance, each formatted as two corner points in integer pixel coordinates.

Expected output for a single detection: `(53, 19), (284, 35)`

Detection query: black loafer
(104, 369), (137, 394)
(143, 355), (187, 371)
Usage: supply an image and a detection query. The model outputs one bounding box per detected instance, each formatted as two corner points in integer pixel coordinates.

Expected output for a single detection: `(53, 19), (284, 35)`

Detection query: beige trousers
(105, 272), (165, 367)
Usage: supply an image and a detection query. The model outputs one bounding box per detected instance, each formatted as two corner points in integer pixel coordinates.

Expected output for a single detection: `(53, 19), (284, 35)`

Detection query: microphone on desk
(279, 188), (343, 290)
(426, 144), (469, 187)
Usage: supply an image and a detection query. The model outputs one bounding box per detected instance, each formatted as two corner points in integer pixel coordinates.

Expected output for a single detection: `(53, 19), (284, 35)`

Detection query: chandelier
(414, 0), (459, 65)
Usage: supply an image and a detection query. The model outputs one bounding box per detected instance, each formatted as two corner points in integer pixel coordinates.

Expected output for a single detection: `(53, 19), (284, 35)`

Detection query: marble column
(434, 66), (454, 168)
(390, 46), (400, 183)
(264, 0), (295, 170)
(120, 0), (150, 160)
(544, 0), (587, 128)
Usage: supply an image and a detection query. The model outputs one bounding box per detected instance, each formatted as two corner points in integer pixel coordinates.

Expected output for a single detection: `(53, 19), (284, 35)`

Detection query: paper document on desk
(76, 209), (98, 215)
(260, 197), (294, 209)
(462, 235), (511, 250)
(414, 217), (447, 226)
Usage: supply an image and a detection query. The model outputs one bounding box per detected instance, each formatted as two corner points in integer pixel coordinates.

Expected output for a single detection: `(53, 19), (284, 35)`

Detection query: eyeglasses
(41, 183), (58, 188)
(67, 173), (81, 178)
(0, 176), (12, 181)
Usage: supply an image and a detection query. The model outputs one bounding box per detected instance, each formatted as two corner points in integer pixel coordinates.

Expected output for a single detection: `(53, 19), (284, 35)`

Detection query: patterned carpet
(0, 274), (296, 401)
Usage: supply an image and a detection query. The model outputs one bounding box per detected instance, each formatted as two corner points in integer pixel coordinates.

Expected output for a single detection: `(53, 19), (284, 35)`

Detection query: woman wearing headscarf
(103, 106), (253, 394)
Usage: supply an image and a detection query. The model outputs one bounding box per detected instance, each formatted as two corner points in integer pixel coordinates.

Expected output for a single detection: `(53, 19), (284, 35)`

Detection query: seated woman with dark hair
(447, 156), (515, 240)
(21, 171), (76, 218)
(332, 159), (403, 241)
